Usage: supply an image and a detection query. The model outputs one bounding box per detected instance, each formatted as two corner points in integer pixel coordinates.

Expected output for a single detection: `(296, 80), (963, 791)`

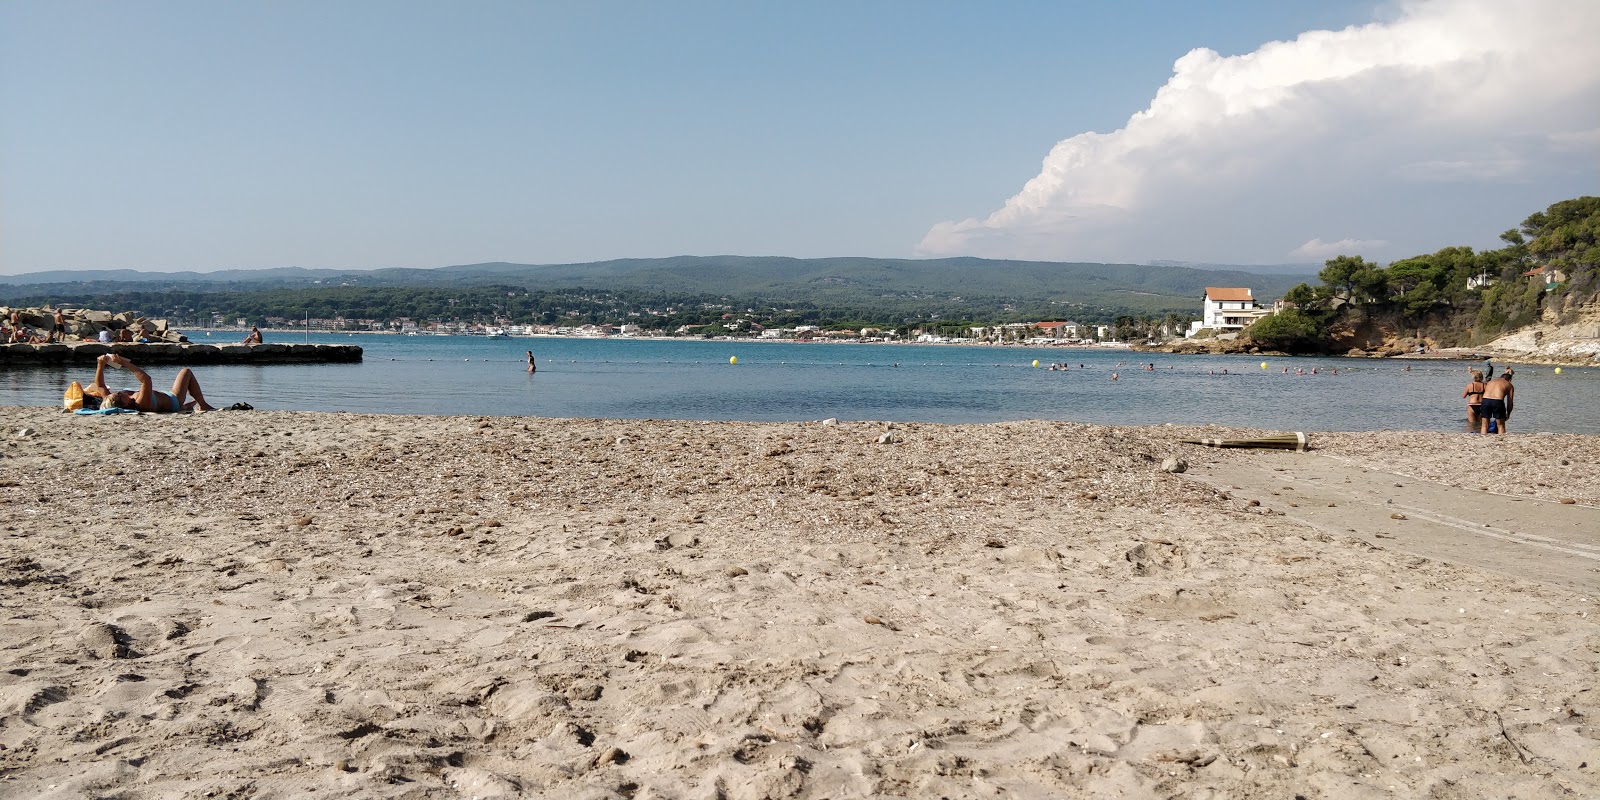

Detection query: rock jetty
(1, 305), (360, 365)
(4, 305), (187, 344)
(1, 341), (362, 366)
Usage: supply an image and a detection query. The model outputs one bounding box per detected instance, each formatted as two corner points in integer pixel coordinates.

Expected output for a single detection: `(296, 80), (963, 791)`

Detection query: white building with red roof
(1191, 287), (1263, 337)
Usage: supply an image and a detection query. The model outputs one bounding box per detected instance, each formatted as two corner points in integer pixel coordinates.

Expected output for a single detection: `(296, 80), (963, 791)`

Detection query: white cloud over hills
(918, 0), (1600, 266)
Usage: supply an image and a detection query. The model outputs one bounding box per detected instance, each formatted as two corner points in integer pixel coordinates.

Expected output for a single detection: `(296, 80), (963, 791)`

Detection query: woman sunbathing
(88, 354), (217, 413)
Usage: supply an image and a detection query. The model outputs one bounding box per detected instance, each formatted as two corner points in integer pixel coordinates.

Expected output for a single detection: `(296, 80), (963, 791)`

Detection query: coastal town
(10, 263), (1593, 366)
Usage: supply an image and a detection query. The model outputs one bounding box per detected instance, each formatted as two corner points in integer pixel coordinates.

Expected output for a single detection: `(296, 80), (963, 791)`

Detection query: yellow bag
(64, 381), (85, 411)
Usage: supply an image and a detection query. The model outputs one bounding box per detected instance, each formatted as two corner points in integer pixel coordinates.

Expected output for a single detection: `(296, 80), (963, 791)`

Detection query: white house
(1032, 321), (1083, 340)
(1190, 287), (1261, 337)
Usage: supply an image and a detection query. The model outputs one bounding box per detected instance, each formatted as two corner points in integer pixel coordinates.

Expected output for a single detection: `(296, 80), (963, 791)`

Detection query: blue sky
(2, 0), (1595, 274)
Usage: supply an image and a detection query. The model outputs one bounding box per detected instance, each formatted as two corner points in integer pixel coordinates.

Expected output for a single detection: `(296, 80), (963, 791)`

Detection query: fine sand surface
(1, 406), (1596, 799)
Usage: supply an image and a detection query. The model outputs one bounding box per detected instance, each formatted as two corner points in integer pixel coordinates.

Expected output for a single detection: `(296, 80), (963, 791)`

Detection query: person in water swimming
(88, 354), (217, 412)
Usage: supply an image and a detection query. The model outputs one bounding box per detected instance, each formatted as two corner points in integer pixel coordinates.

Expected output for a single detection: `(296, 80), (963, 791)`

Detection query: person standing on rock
(88, 354), (217, 413)
(49, 308), (67, 343)
(1479, 368), (1514, 435)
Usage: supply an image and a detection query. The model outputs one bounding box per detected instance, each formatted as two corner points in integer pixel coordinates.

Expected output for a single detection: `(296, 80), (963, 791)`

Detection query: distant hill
(0, 257), (1307, 317)
(0, 267), (352, 286)
(1146, 260), (1321, 276)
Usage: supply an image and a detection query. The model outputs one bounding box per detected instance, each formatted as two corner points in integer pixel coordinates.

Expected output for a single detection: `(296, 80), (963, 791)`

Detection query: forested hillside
(1247, 197), (1599, 353)
(0, 258), (1309, 333)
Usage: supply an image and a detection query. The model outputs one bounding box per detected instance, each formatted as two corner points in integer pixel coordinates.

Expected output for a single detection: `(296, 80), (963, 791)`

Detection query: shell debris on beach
(0, 406), (1596, 798)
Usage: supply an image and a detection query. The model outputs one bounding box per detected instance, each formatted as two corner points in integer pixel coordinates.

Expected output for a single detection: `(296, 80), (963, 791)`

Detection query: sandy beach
(1, 406), (1596, 798)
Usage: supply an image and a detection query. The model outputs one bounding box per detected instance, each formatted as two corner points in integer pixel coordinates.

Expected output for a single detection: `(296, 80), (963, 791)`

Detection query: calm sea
(3, 333), (1596, 433)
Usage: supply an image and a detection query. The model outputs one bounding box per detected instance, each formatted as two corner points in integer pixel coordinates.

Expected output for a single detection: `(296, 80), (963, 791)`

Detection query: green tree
(1282, 282), (1318, 308)
(1245, 309), (1323, 352)
(1384, 257), (1438, 299)
(1317, 255), (1380, 302)
(1351, 266), (1389, 304)
(1112, 315), (1138, 341)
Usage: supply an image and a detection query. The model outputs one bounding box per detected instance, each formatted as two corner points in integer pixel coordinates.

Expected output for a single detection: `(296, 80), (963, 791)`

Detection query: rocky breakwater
(1, 340), (362, 366)
(3, 305), (187, 344)
(1, 305), (361, 365)
(1131, 338), (1286, 356)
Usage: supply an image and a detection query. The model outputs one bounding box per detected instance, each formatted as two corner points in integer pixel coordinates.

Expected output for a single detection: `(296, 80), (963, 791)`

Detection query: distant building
(1032, 321), (1086, 339)
(1522, 266), (1567, 288)
(1190, 287), (1264, 337)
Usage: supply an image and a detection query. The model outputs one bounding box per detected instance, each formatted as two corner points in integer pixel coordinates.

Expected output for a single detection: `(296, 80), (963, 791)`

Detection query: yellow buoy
(1032, 359), (1039, 367)
(729, 356), (737, 365)
(1554, 367), (1562, 374)
(1260, 362), (1268, 369)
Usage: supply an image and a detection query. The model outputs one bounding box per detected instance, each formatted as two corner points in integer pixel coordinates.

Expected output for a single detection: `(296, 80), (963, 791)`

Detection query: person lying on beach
(87, 354), (217, 413)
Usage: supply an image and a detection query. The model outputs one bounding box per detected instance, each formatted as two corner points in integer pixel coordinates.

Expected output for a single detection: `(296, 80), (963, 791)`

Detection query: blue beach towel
(75, 407), (137, 415)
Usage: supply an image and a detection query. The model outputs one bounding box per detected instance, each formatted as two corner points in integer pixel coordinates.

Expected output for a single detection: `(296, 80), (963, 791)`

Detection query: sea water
(3, 334), (1596, 433)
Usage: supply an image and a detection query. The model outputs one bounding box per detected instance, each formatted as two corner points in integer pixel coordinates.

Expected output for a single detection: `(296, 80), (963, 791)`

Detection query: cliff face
(1281, 286), (1600, 362)
(1487, 294), (1600, 362)
(1320, 307), (1457, 356)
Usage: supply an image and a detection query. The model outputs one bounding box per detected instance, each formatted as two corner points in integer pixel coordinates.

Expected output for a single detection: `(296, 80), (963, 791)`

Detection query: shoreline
(3, 408), (1595, 797)
(180, 328), (1600, 366)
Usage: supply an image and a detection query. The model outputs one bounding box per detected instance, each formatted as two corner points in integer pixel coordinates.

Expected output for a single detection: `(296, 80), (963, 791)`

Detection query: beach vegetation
(1243, 308), (1322, 351)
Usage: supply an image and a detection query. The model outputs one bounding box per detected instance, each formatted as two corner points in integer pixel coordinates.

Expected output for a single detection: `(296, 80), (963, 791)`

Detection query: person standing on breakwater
(1462, 369), (1487, 432)
(88, 354), (217, 413)
(49, 308), (67, 343)
(1479, 368), (1514, 435)
(527, 351), (537, 374)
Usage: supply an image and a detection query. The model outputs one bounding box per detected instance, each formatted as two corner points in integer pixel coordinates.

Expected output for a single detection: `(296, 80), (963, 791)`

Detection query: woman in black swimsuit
(1462, 369), (1486, 432)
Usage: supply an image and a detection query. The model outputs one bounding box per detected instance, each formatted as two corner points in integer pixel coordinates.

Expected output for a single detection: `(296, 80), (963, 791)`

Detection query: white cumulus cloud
(1291, 237), (1390, 260)
(918, 0), (1600, 266)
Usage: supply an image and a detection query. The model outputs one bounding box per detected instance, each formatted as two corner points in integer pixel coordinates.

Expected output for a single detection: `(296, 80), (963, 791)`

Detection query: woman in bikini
(88, 354), (217, 413)
(1461, 369), (1486, 432)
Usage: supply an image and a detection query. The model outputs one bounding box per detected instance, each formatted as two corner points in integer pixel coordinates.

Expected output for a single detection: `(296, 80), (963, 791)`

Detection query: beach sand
(1, 407), (1595, 798)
